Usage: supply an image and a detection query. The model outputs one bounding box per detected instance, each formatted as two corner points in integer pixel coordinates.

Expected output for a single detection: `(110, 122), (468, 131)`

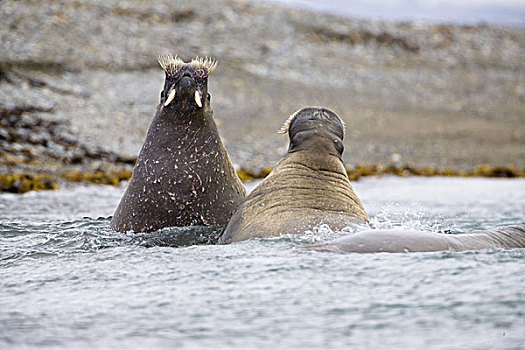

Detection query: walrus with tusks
(218, 107), (369, 244)
(218, 107), (525, 252)
(110, 55), (246, 233)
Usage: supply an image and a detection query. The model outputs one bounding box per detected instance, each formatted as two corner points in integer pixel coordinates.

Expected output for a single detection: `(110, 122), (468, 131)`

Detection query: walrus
(218, 106), (525, 252)
(218, 107), (369, 244)
(312, 224), (525, 253)
(110, 55), (246, 233)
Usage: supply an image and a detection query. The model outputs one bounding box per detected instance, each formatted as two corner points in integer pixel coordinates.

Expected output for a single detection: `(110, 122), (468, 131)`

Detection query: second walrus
(218, 106), (525, 252)
(218, 107), (369, 243)
(110, 55), (246, 233)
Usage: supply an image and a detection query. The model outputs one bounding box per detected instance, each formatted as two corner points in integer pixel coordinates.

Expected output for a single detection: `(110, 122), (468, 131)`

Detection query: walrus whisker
(278, 113), (296, 134)
(158, 55), (218, 76)
(189, 56), (218, 74)
(158, 54), (185, 72)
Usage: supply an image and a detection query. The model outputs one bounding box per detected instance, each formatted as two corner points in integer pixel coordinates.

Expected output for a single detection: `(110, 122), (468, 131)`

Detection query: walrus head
(158, 54), (217, 110)
(279, 107), (346, 159)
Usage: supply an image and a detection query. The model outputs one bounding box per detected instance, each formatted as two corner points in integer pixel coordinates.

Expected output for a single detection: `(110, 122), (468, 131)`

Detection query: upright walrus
(111, 55), (246, 233)
(218, 107), (369, 244)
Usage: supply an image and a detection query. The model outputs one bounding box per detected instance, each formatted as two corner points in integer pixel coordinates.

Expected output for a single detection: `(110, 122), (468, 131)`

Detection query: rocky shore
(1, 0), (524, 192)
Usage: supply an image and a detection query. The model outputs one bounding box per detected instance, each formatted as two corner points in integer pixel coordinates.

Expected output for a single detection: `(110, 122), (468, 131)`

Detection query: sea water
(1, 177), (524, 349)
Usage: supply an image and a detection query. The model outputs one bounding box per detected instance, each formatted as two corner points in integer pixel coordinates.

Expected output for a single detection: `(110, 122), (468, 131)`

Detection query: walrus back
(218, 151), (368, 243)
(312, 224), (525, 253)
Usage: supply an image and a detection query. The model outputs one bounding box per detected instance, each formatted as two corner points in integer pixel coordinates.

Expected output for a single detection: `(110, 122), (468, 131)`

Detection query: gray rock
(0, 0), (524, 172)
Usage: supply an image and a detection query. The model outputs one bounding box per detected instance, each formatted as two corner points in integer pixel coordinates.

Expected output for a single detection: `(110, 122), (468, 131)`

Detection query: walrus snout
(158, 55), (216, 109)
(178, 76), (194, 90)
(164, 76), (204, 108)
(179, 76), (203, 108)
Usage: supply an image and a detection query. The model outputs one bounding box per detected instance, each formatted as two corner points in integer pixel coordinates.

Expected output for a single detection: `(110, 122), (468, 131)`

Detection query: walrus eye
(160, 90), (165, 101)
(207, 93), (211, 101)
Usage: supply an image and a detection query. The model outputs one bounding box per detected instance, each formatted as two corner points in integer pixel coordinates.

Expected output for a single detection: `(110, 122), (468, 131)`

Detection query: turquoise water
(1, 177), (524, 349)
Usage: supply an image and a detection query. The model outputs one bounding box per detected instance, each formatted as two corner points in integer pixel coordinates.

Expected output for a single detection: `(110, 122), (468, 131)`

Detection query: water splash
(368, 202), (454, 233)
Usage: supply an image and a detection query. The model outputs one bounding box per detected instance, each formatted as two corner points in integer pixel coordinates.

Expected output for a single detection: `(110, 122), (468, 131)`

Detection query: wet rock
(55, 131), (78, 145)
(0, 130), (11, 142)
(64, 148), (86, 164)
(27, 132), (51, 146)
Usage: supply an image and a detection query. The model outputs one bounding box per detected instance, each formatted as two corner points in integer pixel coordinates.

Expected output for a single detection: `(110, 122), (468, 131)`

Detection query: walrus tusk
(164, 89), (176, 106)
(194, 90), (202, 108)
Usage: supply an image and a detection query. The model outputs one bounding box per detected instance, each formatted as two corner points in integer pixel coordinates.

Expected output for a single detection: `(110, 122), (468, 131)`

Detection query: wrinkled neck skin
(263, 144), (368, 221)
(269, 134), (358, 204)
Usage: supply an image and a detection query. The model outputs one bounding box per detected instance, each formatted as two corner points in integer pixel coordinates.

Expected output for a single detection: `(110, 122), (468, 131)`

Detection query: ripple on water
(1, 177), (524, 349)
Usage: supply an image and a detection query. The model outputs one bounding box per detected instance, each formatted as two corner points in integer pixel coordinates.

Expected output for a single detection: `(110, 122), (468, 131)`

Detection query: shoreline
(1, 163), (523, 194)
